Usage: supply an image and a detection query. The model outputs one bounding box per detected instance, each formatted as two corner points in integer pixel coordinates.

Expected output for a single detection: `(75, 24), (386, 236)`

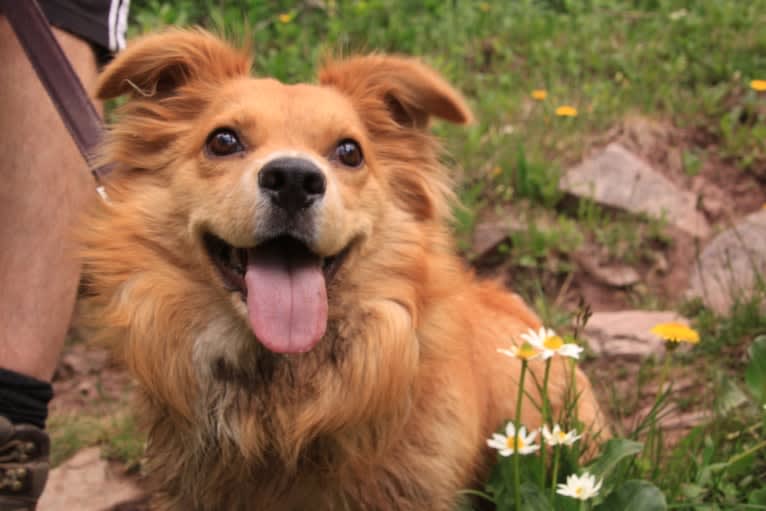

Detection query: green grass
(92, 0), (766, 507)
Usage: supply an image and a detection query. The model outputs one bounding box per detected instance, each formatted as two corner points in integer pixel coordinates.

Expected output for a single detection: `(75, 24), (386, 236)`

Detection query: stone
(582, 310), (693, 359)
(572, 249), (640, 288)
(686, 209), (766, 314)
(469, 205), (527, 259)
(559, 143), (710, 238)
(38, 448), (143, 511)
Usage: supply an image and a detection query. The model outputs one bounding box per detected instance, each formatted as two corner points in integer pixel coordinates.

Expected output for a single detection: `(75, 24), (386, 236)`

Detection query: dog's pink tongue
(244, 242), (327, 353)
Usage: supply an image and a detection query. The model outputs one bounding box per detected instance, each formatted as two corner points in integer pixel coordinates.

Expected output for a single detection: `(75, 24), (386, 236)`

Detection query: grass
(53, 0), (766, 508)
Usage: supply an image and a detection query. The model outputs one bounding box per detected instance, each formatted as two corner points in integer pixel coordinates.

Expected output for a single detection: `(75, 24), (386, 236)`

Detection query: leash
(1, 0), (112, 197)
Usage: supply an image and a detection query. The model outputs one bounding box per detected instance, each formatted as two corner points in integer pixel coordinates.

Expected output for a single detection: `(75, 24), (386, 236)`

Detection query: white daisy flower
(497, 341), (541, 361)
(541, 424), (582, 446)
(487, 422), (540, 457)
(556, 472), (603, 501)
(521, 327), (584, 360)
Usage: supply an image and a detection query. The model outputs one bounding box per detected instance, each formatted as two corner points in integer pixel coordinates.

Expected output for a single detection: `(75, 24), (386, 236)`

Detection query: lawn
(50, 1), (766, 509)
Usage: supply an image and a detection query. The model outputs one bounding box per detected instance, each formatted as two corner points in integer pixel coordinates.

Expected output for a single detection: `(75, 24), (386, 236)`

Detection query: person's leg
(0, 17), (100, 382)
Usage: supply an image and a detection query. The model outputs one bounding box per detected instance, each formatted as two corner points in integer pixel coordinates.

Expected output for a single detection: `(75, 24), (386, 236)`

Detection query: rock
(38, 448), (143, 511)
(582, 310), (693, 359)
(559, 143), (710, 238)
(686, 209), (766, 314)
(572, 248), (640, 287)
(469, 205), (530, 259)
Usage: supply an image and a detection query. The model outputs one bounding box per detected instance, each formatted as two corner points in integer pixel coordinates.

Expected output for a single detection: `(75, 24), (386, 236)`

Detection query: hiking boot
(0, 417), (49, 511)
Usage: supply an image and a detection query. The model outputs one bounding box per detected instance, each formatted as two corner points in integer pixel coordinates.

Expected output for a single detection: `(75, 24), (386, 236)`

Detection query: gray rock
(687, 209), (766, 314)
(583, 310), (693, 359)
(572, 249), (640, 287)
(38, 448), (143, 511)
(560, 143), (710, 238)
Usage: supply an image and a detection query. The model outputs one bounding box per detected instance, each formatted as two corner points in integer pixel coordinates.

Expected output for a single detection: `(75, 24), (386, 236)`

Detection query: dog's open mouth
(203, 233), (349, 354)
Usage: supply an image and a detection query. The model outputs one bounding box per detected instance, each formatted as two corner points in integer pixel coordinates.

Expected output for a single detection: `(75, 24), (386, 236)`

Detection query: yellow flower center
(517, 342), (539, 360)
(278, 13), (293, 23)
(506, 435), (525, 450)
(575, 487), (584, 497)
(544, 335), (564, 350)
(556, 431), (568, 442)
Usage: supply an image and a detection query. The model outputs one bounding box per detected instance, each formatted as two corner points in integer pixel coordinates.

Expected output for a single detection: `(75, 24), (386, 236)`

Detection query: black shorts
(38, 0), (129, 63)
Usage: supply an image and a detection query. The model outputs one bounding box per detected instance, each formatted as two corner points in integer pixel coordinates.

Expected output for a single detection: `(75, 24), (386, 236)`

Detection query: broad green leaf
(595, 480), (667, 511)
(519, 482), (554, 511)
(585, 438), (643, 482)
(745, 335), (766, 403)
(749, 487), (766, 505)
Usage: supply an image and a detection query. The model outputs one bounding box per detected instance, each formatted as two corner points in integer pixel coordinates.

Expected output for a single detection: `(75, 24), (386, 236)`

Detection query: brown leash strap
(0, 0), (112, 181)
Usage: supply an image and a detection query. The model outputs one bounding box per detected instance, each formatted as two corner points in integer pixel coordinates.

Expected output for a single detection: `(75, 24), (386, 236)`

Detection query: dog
(77, 29), (606, 511)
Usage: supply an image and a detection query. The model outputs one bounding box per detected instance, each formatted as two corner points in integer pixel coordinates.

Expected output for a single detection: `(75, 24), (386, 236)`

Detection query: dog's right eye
(206, 128), (244, 157)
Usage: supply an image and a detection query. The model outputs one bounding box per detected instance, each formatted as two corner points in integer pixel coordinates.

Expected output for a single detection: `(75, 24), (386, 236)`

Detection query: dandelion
(521, 327), (584, 360)
(555, 105), (578, 117)
(278, 12), (293, 24)
(498, 341), (540, 361)
(490, 165), (502, 177)
(531, 89), (547, 101)
(751, 80), (766, 92)
(487, 422), (540, 456)
(556, 472), (603, 501)
(479, 2), (491, 12)
(541, 424), (582, 446)
(650, 322), (700, 344)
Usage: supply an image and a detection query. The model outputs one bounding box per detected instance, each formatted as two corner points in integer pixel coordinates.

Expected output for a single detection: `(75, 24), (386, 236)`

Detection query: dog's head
(80, 29), (471, 434)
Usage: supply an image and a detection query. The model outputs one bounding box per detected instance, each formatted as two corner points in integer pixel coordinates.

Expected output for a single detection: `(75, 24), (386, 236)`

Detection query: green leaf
(585, 438), (643, 484)
(749, 487), (766, 505)
(745, 335), (766, 403)
(519, 482), (554, 511)
(595, 480), (667, 511)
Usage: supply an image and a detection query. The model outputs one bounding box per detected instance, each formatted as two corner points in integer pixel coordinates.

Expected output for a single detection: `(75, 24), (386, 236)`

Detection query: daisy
(498, 341), (540, 361)
(521, 327), (583, 360)
(541, 424), (581, 446)
(556, 472), (602, 501)
(650, 322), (700, 344)
(487, 422), (540, 456)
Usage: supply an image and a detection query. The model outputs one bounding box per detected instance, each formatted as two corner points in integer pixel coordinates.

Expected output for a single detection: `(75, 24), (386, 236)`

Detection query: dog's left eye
(206, 128), (244, 157)
(334, 139), (364, 168)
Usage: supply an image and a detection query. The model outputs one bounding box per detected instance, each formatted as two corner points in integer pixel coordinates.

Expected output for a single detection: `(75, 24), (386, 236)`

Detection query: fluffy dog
(77, 29), (606, 511)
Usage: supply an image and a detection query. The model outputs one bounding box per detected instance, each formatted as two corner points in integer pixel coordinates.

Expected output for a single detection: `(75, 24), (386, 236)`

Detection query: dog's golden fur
(77, 29), (606, 510)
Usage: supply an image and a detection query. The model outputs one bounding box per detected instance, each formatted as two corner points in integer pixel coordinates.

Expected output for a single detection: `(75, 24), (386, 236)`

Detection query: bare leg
(0, 17), (100, 381)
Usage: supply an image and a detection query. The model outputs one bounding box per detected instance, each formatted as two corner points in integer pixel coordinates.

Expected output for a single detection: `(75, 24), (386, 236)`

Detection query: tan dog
(77, 29), (606, 511)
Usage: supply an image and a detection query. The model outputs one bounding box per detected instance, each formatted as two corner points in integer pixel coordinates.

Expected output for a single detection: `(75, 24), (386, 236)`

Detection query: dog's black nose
(258, 157), (326, 215)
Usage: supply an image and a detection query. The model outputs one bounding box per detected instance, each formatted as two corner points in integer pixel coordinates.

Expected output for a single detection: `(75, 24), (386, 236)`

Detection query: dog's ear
(318, 55), (473, 129)
(97, 28), (251, 100)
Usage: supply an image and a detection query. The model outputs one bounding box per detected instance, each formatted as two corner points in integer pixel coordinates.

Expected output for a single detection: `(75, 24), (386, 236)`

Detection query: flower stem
(540, 358), (552, 488)
(550, 445), (561, 502)
(514, 361), (528, 511)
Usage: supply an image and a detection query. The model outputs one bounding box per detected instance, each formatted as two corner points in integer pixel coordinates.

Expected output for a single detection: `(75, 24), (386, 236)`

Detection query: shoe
(0, 417), (49, 511)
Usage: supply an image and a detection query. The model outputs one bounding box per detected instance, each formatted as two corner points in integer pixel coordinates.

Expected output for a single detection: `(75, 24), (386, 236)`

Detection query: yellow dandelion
(278, 12), (294, 24)
(555, 105), (578, 117)
(751, 80), (766, 92)
(650, 322), (700, 344)
(479, 2), (491, 12)
(490, 165), (502, 176)
(531, 89), (547, 101)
